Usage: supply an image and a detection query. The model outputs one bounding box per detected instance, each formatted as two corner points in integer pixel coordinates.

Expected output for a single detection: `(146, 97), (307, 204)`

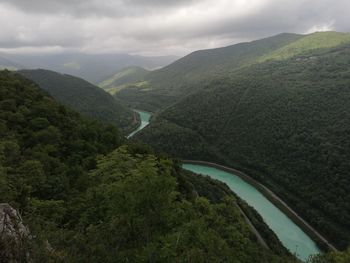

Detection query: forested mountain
(19, 69), (137, 134)
(116, 32), (350, 111)
(2, 52), (177, 83)
(99, 66), (149, 95)
(0, 70), (297, 262)
(134, 39), (350, 249)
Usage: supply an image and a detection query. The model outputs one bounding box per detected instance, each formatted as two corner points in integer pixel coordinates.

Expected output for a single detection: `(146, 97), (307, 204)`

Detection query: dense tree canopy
(19, 69), (138, 134)
(0, 70), (296, 262)
(136, 44), (350, 249)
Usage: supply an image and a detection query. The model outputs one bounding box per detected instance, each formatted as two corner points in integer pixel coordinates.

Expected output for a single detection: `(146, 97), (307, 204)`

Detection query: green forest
(2, 31), (350, 262)
(19, 69), (138, 134)
(1, 70), (301, 262)
(134, 42), (350, 249)
(115, 32), (350, 112)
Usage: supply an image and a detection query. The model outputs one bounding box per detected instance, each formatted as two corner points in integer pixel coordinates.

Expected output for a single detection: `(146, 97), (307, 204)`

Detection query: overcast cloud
(0, 0), (349, 56)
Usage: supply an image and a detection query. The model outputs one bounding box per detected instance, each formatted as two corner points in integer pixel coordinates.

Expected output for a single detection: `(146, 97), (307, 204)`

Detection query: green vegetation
(19, 69), (137, 134)
(260, 32), (350, 61)
(307, 248), (350, 263)
(116, 33), (305, 111)
(135, 41), (350, 249)
(99, 66), (149, 95)
(0, 70), (298, 262)
(181, 170), (290, 257)
(115, 32), (350, 112)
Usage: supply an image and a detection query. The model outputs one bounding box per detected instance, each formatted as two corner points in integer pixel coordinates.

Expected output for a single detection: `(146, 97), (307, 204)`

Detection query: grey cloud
(0, 0), (199, 16)
(0, 0), (349, 56)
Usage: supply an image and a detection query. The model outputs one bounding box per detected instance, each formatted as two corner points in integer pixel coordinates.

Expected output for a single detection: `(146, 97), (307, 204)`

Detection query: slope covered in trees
(99, 66), (149, 95)
(19, 69), (137, 134)
(0, 70), (297, 262)
(135, 43), (350, 249)
(115, 32), (350, 111)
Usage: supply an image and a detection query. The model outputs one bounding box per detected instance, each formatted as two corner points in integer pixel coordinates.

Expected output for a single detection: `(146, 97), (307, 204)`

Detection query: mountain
(132, 33), (350, 249)
(99, 66), (149, 95)
(115, 32), (350, 111)
(2, 52), (177, 83)
(115, 33), (303, 110)
(0, 56), (22, 70)
(0, 70), (295, 262)
(19, 69), (137, 134)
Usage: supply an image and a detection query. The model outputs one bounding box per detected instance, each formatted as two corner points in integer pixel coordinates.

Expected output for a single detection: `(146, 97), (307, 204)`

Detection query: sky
(0, 0), (349, 56)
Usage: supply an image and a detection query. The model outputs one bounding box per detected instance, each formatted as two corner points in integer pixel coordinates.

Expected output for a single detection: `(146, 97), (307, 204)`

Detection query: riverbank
(182, 160), (337, 252)
(235, 202), (270, 250)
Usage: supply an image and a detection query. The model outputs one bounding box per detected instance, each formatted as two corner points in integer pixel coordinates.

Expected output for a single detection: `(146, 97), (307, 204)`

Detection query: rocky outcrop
(0, 203), (30, 263)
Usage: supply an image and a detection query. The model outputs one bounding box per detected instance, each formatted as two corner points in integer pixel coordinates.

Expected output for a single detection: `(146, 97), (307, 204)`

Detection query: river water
(127, 110), (152, 139)
(182, 164), (320, 261)
(129, 110), (320, 261)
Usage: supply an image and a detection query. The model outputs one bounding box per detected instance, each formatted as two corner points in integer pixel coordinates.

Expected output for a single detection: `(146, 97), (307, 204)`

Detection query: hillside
(259, 31), (350, 61)
(135, 43), (350, 249)
(99, 66), (149, 95)
(0, 70), (296, 262)
(116, 32), (350, 111)
(19, 69), (137, 134)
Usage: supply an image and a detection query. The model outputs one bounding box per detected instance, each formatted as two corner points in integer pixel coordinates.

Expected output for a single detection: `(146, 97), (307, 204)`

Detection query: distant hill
(0, 56), (22, 70)
(19, 69), (137, 134)
(115, 33), (304, 110)
(99, 66), (149, 95)
(116, 32), (350, 111)
(3, 52), (177, 83)
(135, 38), (350, 249)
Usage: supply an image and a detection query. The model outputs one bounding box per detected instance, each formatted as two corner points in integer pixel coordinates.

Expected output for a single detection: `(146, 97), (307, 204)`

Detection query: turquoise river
(127, 110), (152, 139)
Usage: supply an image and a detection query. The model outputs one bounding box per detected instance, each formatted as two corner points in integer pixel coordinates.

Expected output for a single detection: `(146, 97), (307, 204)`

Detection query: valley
(2, 0), (350, 262)
(120, 32), (350, 253)
(1, 31), (350, 262)
(128, 110), (328, 261)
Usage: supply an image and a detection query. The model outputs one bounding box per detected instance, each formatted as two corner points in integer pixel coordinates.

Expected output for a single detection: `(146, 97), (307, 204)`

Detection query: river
(127, 110), (152, 139)
(128, 110), (321, 261)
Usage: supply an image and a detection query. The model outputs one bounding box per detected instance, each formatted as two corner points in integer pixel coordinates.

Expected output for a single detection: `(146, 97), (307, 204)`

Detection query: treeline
(0, 70), (297, 262)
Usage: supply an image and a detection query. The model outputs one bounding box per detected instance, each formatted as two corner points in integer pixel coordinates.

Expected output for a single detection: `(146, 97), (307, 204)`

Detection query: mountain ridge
(114, 31), (350, 111)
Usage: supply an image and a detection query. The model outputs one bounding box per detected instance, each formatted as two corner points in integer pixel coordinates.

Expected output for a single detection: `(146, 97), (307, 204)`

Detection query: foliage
(308, 248), (350, 263)
(137, 44), (350, 249)
(116, 33), (305, 110)
(181, 170), (291, 257)
(19, 69), (137, 134)
(54, 147), (295, 262)
(0, 70), (296, 262)
(116, 32), (350, 112)
(260, 32), (350, 61)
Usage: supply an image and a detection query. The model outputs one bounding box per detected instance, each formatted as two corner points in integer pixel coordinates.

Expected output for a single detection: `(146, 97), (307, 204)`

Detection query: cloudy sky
(0, 0), (349, 56)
